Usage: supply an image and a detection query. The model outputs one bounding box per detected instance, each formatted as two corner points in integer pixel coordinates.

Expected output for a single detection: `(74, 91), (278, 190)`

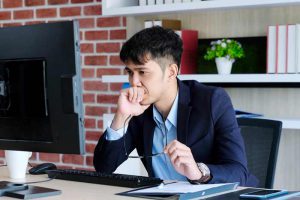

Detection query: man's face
(125, 60), (169, 106)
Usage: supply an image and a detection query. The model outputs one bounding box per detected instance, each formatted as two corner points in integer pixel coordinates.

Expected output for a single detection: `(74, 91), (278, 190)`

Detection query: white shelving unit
(102, 74), (300, 83)
(102, 74), (300, 130)
(103, 0), (300, 16)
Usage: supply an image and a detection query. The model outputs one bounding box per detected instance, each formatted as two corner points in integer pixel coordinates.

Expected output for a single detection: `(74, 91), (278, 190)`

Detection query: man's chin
(140, 100), (151, 106)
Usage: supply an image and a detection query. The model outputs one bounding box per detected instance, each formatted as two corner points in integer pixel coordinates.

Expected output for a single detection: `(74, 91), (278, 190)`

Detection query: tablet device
(240, 189), (288, 199)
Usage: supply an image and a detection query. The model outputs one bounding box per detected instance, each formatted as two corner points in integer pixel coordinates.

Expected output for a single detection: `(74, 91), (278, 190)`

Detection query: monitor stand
(0, 181), (62, 199)
(0, 181), (28, 196)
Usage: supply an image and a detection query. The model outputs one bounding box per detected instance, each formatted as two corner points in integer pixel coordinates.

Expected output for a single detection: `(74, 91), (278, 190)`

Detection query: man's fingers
(137, 87), (144, 102)
(165, 140), (189, 155)
(126, 87), (145, 103)
(169, 149), (190, 163)
(173, 156), (193, 167)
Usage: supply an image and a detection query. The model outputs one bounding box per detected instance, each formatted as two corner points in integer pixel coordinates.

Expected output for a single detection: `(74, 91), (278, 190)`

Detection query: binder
(175, 30), (198, 74)
(117, 182), (238, 199)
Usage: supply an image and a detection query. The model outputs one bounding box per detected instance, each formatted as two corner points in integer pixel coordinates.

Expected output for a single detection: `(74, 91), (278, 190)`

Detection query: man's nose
(131, 73), (141, 87)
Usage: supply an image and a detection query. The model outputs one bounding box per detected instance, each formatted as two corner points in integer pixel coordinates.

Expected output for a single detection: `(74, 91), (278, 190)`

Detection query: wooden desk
(0, 167), (255, 200)
(0, 167), (142, 200)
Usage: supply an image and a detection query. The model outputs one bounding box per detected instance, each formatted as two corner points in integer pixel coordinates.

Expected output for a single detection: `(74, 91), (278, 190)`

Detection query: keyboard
(46, 169), (163, 188)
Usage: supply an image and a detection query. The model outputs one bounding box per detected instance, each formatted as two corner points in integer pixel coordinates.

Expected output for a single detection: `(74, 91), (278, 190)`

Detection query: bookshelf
(103, 0), (300, 16)
(102, 0), (300, 190)
(102, 74), (300, 86)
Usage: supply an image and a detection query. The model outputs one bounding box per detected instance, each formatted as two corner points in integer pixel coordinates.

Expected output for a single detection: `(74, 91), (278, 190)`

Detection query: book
(296, 24), (300, 73)
(176, 29), (198, 50)
(276, 24), (287, 73)
(267, 25), (276, 74)
(287, 24), (296, 73)
(144, 19), (181, 30)
(147, 0), (155, 5)
(139, 0), (147, 6)
(176, 30), (198, 74)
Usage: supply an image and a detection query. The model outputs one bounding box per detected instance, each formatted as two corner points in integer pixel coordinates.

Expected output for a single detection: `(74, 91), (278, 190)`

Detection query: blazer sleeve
(93, 121), (137, 173)
(206, 88), (258, 187)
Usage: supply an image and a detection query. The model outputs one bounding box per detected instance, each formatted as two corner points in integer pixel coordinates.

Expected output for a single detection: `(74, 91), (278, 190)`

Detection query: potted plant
(204, 39), (244, 74)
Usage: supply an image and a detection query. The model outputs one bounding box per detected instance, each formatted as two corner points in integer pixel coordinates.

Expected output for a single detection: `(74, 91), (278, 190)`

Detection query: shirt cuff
(105, 126), (125, 141)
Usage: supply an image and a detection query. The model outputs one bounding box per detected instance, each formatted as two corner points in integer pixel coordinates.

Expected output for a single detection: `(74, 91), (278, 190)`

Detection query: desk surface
(0, 167), (253, 200)
(0, 167), (142, 200)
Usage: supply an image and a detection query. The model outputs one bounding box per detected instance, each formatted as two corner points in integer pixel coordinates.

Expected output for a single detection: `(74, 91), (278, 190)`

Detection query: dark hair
(120, 26), (183, 69)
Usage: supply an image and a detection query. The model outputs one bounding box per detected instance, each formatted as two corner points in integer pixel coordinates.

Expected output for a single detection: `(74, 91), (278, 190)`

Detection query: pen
(157, 181), (177, 189)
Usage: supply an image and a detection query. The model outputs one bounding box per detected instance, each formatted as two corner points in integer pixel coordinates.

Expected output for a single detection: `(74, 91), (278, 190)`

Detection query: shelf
(102, 74), (300, 87)
(103, 0), (300, 16)
(103, 114), (300, 130)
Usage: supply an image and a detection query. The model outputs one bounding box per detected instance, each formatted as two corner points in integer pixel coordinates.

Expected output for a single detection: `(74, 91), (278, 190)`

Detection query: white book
(182, 0), (192, 2)
(174, 0), (182, 3)
(156, 0), (164, 4)
(296, 24), (300, 73)
(267, 25), (276, 74)
(165, 0), (173, 3)
(287, 24), (296, 73)
(144, 20), (155, 28)
(147, 0), (155, 5)
(139, 0), (147, 6)
(277, 25), (287, 73)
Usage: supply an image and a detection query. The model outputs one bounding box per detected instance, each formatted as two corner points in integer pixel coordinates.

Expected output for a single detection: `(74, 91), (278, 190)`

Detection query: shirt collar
(153, 91), (179, 130)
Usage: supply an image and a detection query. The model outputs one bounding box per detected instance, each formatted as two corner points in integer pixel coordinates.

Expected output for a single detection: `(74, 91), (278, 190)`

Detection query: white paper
(128, 181), (232, 194)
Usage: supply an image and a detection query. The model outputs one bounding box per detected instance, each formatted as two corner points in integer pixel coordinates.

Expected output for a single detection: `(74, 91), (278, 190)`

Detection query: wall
(0, 0), (124, 170)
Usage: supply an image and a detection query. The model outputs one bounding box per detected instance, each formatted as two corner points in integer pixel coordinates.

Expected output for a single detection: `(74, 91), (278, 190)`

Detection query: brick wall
(0, 0), (125, 170)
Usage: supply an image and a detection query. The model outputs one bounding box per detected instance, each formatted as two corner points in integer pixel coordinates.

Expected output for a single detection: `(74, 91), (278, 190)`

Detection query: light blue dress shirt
(106, 92), (186, 181)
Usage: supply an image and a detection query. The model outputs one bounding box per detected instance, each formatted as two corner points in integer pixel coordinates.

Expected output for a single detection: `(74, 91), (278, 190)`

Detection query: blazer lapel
(177, 80), (192, 145)
(142, 105), (156, 176)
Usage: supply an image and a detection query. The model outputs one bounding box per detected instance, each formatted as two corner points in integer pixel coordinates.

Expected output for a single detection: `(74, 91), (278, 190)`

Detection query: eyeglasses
(123, 115), (167, 158)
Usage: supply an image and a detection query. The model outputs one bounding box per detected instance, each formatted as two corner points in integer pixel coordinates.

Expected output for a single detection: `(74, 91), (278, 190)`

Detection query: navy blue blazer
(94, 79), (258, 187)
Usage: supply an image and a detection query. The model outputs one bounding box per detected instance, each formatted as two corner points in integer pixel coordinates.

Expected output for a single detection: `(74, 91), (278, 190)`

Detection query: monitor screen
(0, 21), (85, 154)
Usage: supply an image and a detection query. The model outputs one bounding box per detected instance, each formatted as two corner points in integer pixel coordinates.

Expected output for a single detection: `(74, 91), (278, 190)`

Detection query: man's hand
(110, 87), (150, 130)
(117, 87), (149, 116)
(164, 140), (202, 180)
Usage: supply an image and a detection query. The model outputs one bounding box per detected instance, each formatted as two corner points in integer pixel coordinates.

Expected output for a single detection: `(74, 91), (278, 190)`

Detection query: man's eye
(126, 71), (133, 76)
(139, 71), (145, 75)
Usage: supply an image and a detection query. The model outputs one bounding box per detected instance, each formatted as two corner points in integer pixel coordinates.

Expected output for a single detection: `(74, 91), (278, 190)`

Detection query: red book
(176, 30), (198, 74)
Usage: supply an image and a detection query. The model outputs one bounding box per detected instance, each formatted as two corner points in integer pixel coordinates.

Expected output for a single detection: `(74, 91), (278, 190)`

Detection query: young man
(93, 26), (258, 186)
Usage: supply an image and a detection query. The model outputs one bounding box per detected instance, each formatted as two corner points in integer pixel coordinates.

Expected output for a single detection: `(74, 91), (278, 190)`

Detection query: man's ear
(168, 64), (178, 80)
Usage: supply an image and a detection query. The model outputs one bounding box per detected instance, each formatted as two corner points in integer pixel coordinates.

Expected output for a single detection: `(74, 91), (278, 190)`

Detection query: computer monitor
(0, 21), (85, 154)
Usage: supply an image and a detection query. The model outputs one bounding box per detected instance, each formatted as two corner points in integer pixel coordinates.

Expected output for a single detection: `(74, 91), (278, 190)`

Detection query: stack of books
(139, 0), (203, 6)
(267, 24), (300, 74)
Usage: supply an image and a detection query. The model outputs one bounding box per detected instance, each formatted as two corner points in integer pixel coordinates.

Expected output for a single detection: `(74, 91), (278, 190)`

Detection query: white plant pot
(215, 57), (235, 75)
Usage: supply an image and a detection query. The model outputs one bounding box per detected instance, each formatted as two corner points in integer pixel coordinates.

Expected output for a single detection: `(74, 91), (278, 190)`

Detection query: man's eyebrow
(125, 66), (148, 71)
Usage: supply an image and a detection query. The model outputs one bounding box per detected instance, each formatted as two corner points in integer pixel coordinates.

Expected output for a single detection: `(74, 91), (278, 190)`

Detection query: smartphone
(240, 189), (288, 199)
